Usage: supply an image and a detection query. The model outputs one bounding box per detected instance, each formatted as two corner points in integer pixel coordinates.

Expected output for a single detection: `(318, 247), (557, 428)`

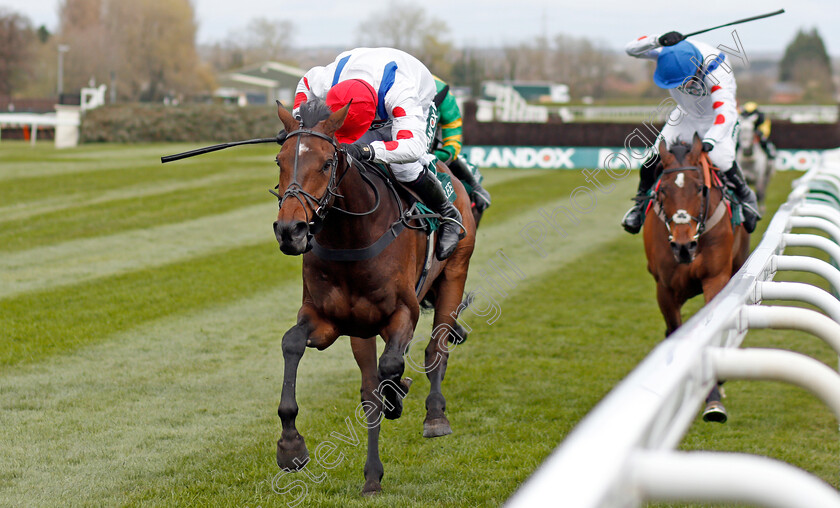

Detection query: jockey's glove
(702, 142), (714, 153)
(341, 143), (375, 162)
(658, 31), (685, 47)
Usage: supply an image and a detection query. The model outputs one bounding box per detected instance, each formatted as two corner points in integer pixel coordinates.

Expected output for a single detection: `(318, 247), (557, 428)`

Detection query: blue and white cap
(653, 41), (703, 89)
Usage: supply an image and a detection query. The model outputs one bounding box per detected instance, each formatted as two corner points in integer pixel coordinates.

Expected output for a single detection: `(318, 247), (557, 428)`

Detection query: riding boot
(724, 162), (761, 233)
(408, 166), (465, 260)
(448, 157), (491, 212)
(621, 153), (659, 234)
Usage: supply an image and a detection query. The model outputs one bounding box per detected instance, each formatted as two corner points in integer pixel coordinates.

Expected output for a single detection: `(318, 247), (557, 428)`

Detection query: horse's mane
(298, 99), (333, 129)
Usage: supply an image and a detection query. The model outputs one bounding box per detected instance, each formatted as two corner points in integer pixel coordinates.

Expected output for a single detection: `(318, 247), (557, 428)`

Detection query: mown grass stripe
(0, 171), (254, 223)
(0, 241), (300, 366)
(0, 171), (621, 300)
(0, 202), (276, 299)
(0, 174), (273, 252)
(0, 143), (278, 207)
(0, 142), (220, 180)
(0, 281), (323, 507)
(120, 231), (666, 508)
(0, 168), (636, 506)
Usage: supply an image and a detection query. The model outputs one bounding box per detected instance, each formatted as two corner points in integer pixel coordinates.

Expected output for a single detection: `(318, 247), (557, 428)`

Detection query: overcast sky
(6, 0), (839, 57)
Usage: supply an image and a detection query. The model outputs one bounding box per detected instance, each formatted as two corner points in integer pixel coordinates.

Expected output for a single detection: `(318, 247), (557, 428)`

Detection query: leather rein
(269, 128), (381, 236)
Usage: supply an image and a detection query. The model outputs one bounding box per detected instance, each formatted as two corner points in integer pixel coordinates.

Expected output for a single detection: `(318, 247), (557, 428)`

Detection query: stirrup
(440, 215), (466, 239)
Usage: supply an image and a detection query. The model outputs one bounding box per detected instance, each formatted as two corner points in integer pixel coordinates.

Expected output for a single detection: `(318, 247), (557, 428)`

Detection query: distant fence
(507, 148), (840, 507)
(557, 105), (838, 124)
(460, 102), (840, 150)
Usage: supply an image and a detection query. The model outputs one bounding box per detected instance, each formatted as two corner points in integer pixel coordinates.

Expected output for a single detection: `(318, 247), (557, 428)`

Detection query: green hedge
(80, 104), (285, 143)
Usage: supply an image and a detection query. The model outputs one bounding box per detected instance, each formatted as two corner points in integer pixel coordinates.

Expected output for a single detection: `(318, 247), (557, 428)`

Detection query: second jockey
(432, 76), (492, 211)
(293, 47), (465, 260)
(621, 32), (760, 234)
(740, 101), (777, 159)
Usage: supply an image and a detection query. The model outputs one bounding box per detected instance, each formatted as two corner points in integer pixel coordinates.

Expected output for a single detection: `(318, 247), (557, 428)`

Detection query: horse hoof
(276, 435), (309, 470)
(702, 401), (728, 423)
(449, 321), (469, 345)
(361, 480), (382, 496)
(423, 417), (452, 438)
(383, 399), (403, 420)
(382, 380), (408, 420)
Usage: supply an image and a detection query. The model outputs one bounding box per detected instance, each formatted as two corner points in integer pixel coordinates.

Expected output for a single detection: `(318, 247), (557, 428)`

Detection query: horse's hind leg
(423, 274), (469, 438)
(351, 336), (384, 495)
(276, 320), (314, 470)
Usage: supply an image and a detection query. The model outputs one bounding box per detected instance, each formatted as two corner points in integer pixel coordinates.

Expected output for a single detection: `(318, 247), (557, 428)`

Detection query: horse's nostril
(292, 221), (308, 237)
(689, 241), (698, 251)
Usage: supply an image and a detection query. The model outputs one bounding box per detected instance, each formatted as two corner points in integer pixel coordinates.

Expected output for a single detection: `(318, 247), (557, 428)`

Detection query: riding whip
(160, 131), (287, 163)
(683, 9), (785, 38)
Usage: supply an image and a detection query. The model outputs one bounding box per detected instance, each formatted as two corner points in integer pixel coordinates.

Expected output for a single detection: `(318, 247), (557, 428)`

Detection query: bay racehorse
(644, 134), (750, 422)
(271, 99), (476, 494)
(737, 116), (773, 211)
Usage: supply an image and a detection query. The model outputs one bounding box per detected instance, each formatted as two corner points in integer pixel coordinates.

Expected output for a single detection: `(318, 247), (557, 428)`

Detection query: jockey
(621, 32), (760, 234)
(432, 76), (491, 211)
(293, 47), (464, 260)
(740, 101), (777, 159)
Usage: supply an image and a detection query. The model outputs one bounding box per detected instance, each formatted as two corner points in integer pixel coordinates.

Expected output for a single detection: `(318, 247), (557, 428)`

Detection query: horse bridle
(656, 166), (712, 242)
(270, 128), (381, 235)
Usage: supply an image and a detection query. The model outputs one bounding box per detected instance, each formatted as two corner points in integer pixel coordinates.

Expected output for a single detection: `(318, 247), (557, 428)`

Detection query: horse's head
(656, 133), (707, 264)
(272, 100), (349, 255)
(738, 118), (755, 156)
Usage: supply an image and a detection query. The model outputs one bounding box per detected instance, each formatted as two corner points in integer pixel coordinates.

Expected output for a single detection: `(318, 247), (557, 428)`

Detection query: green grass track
(0, 141), (836, 507)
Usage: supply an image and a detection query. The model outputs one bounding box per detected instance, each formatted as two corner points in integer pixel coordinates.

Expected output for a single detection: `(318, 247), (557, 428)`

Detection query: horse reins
(270, 128), (381, 232)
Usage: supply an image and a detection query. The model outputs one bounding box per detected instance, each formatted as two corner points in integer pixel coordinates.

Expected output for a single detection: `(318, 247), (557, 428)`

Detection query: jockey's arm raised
(625, 34), (663, 60)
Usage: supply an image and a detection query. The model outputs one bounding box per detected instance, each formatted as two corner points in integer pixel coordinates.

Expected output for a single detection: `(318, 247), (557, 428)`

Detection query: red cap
(326, 79), (377, 143)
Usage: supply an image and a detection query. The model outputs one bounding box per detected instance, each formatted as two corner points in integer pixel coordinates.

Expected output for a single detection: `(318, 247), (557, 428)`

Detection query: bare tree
(0, 8), (36, 97)
(58, 0), (212, 101)
(354, 2), (454, 79)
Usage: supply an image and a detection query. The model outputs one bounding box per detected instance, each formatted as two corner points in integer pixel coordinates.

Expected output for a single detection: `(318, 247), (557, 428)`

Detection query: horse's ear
(276, 100), (299, 133)
(659, 139), (674, 166)
(690, 132), (703, 156)
(323, 102), (350, 138)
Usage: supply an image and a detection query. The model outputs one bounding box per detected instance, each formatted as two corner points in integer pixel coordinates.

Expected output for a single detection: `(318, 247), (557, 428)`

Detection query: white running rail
(508, 148), (840, 507)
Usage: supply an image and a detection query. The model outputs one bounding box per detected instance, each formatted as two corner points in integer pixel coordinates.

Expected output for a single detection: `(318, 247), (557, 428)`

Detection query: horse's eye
(322, 159), (333, 172)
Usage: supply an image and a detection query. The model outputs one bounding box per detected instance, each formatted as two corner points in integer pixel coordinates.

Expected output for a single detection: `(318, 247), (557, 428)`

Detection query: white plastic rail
(508, 148), (840, 507)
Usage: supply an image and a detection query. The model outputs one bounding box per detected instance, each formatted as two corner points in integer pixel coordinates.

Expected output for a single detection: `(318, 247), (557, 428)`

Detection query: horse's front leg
(276, 309), (339, 470)
(701, 273), (731, 303)
(378, 305), (418, 421)
(351, 336), (384, 495)
(656, 283), (683, 336)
